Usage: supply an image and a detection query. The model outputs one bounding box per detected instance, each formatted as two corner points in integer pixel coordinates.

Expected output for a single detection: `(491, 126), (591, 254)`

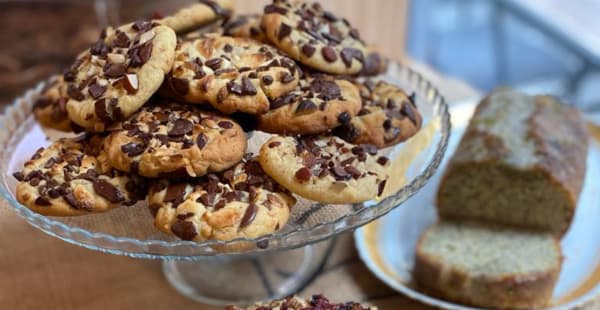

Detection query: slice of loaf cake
(437, 90), (588, 236)
(414, 221), (562, 309)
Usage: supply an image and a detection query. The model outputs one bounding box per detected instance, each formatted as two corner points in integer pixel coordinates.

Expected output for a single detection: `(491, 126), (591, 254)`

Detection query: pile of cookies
(14, 0), (423, 243)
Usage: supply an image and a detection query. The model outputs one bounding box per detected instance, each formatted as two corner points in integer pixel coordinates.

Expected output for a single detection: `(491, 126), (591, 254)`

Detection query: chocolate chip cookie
(334, 80), (422, 148)
(32, 75), (75, 132)
(104, 101), (247, 178)
(259, 135), (389, 204)
(14, 135), (147, 216)
(160, 0), (233, 34)
(227, 294), (377, 310)
(257, 74), (361, 135)
(64, 21), (177, 131)
(148, 156), (294, 242)
(261, 0), (368, 75)
(223, 14), (268, 43)
(162, 34), (300, 115)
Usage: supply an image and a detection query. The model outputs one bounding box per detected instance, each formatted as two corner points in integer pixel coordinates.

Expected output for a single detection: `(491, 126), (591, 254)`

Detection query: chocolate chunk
(310, 79), (341, 101)
(199, 0), (231, 17)
(63, 192), (88, 210)
(218, 121), (233, 129)
(169, 119), (193, 137)
(67, 84), (85, 101)
(226, 80), (243, 96)
(294, 167), (311, 183)
(323, 11), (338, 22)
(93, 179), (125, 203)
(278, 23), (292, 41)
(196, 133), (208, 149)
(270, 93), (297, 110)
(301, 44), (316, 57)
(103, 63), (127, 79)
(223, 43), (233, 53)
(295, 100), (317, 114)
(214, 199), (226, 210)
(256, 239), (269, 249)
(264, 4), (288, 15)
(168, 77), (189, 96)
(90, 40), (110, 56)
(121, 142), (145, 157)
(171, 221), (197, 241)
(340, 48), (364, 68)
(239, 203), (257, 228)
(378, 180), (387, 196)
(112, 30), (130, 48)
(401, 103), (418, 125)
(359, 52), (384, 76)
(12, 171), (24, 181)
(280, 72), (295, 84)
(261, 75), (274, 85)
(268, 141), (281, 148)
(163, 183), (187, 207)
(241, 76), (257, 95)
(321, 47), (338, 62)
(205, 58), (223, 70)
(198, 193), (215, 206)
(377, 156), (389, 166)
(322, 32), (341, 44)
(344, 165), (362, 179)
(88, 82), (106, 99)
(332, 166), (349, 179)
(349, 28), (360, 40)
(35, 197), (52, 206)
(337, 111), (351, 124)
(130, 42), (153, 68)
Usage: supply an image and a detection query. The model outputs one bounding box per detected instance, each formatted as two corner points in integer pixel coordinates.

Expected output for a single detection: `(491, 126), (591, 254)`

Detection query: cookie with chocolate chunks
(334, 80), (422, 148)
(162, 34), (300, 115)
(160, 0), (233, 34)
(257, 74), (361, 135)
(33, 75), (76, 132)
(259, 135), (389, 204)
(64, 21), (176, 132)
(227, 294), (377, 310)
(261, 0), (370, 75)
(148, 156), (294, 242)
(104, 101), (247, 178)
(223, 14), (268, 43)
(14, 135), (147, 216)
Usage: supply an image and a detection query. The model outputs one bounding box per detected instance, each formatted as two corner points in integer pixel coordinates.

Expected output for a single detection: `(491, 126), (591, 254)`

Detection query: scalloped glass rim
(0, 62), (450, 259)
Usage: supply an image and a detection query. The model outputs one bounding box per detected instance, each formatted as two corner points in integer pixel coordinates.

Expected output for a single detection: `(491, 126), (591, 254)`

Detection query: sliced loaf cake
(437, 90), (588, 236)
(414, 221), (562, 309)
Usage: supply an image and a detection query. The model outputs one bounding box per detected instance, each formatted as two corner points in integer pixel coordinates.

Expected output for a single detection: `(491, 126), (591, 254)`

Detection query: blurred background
(1, 0), (598, 111)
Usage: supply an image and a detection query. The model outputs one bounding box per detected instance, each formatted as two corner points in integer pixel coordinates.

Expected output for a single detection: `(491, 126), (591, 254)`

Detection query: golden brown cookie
(227, 295), (377, 310)
(32, 75), (74, 132)
(334, 80), (422, 148)
(160, 0), (233, 34)
(223, 14), (268, 42)
(257, 74), (361, 135)
(258, 135), (389, 204)
(162, 34), (301, 115)
(104, 101), (247, 178)
(148, 156), (294, 242)
(13, 135), (147, 216)
(261, 0), (368, 75)
(64, 21), (176, 132)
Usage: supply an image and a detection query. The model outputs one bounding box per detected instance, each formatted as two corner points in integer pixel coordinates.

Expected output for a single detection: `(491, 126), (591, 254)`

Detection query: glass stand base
(162, 238), (334, 306)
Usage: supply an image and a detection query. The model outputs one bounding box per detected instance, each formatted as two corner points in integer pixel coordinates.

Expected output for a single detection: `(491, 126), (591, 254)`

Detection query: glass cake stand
(0, 62), (450, 306)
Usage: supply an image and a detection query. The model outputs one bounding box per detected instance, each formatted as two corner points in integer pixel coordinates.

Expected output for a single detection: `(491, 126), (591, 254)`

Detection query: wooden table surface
(0, 59), (479, 310)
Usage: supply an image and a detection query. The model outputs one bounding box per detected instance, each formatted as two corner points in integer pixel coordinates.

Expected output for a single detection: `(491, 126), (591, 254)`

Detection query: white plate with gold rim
(355, 101), (600, 310)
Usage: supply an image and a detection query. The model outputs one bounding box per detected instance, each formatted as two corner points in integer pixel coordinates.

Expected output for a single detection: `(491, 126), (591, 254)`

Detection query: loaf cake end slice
(414, 221), (562, 309)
